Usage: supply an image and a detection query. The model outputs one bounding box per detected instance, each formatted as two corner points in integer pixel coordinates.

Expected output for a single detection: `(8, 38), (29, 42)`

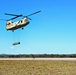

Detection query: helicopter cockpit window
(18, 21), (20, 23)
(7, 23), (10, 25)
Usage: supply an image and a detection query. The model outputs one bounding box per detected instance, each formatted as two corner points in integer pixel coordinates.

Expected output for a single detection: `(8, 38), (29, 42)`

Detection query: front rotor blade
(9, 16), (21, 20)
(5, 13), (22, 16)
(9, 15), (22, 20)
(10, 16), (19, 20)
(27, 11), (41, 16)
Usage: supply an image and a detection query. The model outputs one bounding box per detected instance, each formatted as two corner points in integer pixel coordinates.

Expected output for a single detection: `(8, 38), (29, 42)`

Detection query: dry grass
(0, 60), (76, 75)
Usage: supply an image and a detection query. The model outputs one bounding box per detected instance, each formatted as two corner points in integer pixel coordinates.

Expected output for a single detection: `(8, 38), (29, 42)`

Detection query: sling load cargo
(13, 42), (20, 46)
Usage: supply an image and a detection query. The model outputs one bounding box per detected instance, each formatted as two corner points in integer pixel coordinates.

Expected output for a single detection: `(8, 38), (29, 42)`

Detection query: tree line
(0, 54), (76, 58)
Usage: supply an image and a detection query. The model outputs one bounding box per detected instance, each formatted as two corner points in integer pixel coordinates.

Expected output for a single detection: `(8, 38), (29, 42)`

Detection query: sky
(0, 0), (76, 54)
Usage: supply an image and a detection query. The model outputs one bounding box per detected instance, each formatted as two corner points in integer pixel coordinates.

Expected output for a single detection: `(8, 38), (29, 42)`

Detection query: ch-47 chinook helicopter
(0, 11), (41, 46)
(0, 11), (41, 32)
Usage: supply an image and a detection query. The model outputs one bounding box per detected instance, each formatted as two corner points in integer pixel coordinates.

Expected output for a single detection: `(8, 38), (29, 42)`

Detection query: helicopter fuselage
(6, 17), (29, 31)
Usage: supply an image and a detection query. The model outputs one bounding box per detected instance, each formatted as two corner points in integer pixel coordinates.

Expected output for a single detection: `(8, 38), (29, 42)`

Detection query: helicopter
(0, 11), (41, 32)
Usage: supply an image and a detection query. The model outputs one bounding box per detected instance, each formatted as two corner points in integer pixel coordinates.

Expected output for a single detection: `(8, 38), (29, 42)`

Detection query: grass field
(0, 60), (76, 75)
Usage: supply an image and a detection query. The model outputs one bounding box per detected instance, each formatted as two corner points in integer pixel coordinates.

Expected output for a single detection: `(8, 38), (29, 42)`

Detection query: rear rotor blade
(27, 11), (41, 16)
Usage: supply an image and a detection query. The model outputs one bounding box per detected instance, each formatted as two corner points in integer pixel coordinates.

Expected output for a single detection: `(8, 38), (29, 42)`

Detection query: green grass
(0, 60), (76, 75)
